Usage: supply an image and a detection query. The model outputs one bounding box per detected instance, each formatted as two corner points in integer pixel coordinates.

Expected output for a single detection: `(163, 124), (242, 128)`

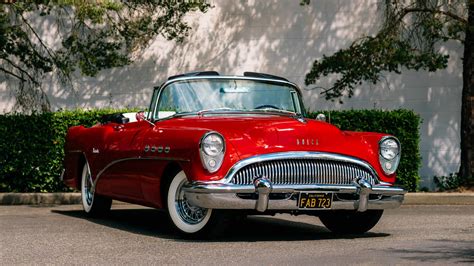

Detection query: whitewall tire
(80, 162), (111, 216)
(166, 171), (213, 234)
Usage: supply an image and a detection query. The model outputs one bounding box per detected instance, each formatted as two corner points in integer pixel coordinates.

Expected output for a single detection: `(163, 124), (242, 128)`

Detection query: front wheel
(81, 162), (112, 217)
(318, 210), (383, 234)
(166, 171), (227, 236)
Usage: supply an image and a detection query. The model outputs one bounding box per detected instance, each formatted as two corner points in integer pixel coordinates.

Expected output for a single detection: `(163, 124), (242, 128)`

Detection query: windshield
(153, 78), (303, 120)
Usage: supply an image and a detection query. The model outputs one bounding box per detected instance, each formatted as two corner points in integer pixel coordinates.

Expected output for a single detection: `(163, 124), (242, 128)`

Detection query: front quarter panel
(344, 131), (397, 184)
(143, 121), (241, 183)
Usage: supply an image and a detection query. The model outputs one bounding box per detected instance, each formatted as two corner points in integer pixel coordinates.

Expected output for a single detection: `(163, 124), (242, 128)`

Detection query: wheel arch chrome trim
(65, 150), (90, 186)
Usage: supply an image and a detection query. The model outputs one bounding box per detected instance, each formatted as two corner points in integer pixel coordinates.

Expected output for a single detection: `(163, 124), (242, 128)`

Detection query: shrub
(0, 108), (421, 192)
(434, 173), (462, 191)
(0, 109), (136, 192)
(307, 109), (421, 191)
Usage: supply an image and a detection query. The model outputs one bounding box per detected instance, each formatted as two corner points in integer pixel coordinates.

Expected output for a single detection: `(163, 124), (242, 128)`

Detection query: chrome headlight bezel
(379, 136), (401, 175)
(199, 131), (225, 173)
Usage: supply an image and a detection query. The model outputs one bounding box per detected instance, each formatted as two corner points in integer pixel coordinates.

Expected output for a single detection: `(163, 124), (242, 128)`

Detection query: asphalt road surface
(1, 204), (473, 265)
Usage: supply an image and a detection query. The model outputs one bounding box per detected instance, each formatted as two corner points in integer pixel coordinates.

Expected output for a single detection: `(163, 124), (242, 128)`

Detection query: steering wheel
(254, 104), (280, 110)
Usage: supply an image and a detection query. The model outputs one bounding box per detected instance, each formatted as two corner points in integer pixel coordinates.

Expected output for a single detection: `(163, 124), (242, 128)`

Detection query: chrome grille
(231, 159), (376, 185)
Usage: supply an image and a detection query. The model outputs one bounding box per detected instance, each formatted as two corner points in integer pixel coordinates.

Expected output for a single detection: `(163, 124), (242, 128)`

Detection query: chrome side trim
(210, 152), (380, 184)
(67, 150), (84, 154)
(91, 156), (190, 193)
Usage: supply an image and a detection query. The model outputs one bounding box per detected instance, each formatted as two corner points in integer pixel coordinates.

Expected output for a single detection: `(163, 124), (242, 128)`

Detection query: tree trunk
(460, 1), (474, 184)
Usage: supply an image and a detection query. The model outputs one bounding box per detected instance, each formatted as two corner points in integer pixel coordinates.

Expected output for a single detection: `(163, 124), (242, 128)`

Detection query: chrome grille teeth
(278, 161), (282, 185)
(232, 159), (376, 185)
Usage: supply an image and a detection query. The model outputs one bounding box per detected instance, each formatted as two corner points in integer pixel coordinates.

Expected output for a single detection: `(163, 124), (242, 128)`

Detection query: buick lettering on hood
(62, 72), (406, 237)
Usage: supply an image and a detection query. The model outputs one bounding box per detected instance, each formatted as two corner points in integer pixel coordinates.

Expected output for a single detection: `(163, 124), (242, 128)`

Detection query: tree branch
(16, 10), (73, 85)
(402, 8), (467, 24)
(1, 58), (39, 85)
(17, 12), (58, 62)
(320, 86), (338, 96)
(0, 66), (26, 82)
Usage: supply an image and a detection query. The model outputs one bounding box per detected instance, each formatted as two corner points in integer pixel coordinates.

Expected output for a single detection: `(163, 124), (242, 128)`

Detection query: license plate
(298, 192), (333, 209)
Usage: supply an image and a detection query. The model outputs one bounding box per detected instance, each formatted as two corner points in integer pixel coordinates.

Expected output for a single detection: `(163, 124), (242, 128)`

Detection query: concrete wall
(0, 0), (463, 189)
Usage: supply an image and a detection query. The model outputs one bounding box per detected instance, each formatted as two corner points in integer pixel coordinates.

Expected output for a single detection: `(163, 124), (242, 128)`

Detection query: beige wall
(0, 0), (463, 189)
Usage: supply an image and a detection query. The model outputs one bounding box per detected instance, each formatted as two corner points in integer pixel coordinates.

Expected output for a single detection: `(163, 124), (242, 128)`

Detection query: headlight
(202, 134), (224, 156)
(380, 138), (399, 160)
(199, 132), (225, 173)
(379, 136), (401, 175)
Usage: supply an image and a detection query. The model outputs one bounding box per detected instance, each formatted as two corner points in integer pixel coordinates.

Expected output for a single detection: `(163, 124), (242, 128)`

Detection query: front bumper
(183, 177), (406, 212)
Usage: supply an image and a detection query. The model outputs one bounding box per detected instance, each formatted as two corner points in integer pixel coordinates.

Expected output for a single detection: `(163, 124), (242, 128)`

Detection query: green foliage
(0, 109), (421, 192)
(0, 1), (211, 112)
(304, 1), (467, 102)
(434, 173), (462, 191)
(0, 108), (136, 192)
(307, 109), (421, 191)
(303, 0), (473, 184)
(305, 37), (450, 101)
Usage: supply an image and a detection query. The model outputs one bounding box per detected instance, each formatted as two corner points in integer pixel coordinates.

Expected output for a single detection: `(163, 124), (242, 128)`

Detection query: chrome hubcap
(84, 167), (93, 205)
(175, 179), (208, 225)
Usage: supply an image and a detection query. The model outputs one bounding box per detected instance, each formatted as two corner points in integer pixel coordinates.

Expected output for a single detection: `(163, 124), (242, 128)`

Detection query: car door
(97, 120), (149, 201)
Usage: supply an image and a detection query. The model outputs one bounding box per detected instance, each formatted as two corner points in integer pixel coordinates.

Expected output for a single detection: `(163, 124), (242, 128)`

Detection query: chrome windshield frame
(149, 76), (306, 122)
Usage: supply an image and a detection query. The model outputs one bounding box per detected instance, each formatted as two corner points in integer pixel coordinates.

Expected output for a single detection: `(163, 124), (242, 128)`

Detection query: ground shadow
(52, 207), (389, 242)
(386, 240), (474, 264)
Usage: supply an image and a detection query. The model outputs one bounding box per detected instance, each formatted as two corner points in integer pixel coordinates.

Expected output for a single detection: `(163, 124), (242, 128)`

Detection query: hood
(164, 115), (378, 163)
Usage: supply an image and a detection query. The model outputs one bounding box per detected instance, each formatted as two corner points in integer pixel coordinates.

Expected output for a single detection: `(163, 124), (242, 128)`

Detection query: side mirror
(315, 113), (327, 122)
(138, 110), (155, 127)
(136, 111), (145, 122)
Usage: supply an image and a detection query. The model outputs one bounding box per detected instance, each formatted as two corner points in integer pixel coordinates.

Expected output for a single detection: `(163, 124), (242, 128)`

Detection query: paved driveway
(1, 204), (473, 265)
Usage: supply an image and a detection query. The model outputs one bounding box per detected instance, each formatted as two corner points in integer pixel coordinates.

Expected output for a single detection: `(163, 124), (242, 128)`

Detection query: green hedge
(0, 109), (136, 192)
(307, 109), (421, 191)
(0, 108), (421, 192)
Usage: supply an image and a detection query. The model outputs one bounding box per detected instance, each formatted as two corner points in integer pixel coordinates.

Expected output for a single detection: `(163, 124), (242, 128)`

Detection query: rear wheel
(81, 162), (112, 216)
(319, 210), (383, 234)
(166, 170), (228, 237)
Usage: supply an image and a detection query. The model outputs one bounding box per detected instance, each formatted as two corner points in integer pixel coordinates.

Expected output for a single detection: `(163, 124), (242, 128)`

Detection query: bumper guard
(183, 176), (406, 212)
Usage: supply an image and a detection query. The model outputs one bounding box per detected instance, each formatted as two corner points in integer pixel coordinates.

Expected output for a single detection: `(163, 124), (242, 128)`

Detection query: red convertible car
(62, 71), (406, 236)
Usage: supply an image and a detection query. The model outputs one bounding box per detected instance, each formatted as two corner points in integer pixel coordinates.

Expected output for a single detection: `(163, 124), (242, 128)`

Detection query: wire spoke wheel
(81, 161), (112, 216)
(167, 171), (213, 234)
(175, 179), (208, 225)
(84, 167), (93, 206)
(81, 163), (95, 212)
